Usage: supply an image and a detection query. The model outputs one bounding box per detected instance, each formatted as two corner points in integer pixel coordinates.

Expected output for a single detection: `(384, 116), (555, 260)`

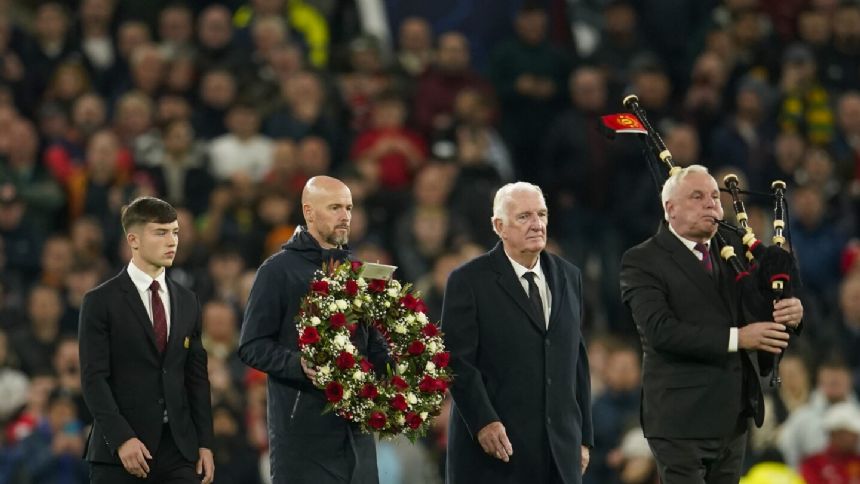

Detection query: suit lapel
(542, 252), (567, 331)
(656, 224), (732, 319)
(490, 244), (546, 334)
(165, 277), (183, 355)
(119, 269), (159, 352)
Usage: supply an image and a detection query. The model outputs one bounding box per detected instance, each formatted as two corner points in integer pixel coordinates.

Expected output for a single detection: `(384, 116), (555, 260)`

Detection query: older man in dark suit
(620, 165), (803, 483)
(79, 197), (214, 483)
(442, 182), (593, 484)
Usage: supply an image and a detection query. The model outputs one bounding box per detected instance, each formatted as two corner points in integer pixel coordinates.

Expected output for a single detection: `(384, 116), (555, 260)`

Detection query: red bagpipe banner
(600, 113), (648, 135)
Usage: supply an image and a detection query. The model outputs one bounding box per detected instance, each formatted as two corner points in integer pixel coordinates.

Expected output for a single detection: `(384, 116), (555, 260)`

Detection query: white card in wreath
(359, 262), (397, 281)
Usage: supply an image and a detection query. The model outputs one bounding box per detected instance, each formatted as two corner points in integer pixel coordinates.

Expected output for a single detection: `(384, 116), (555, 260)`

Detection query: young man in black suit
(79, 196), (214, 483)
(442, 182), (593, 484)
(620, 165), (803, 483)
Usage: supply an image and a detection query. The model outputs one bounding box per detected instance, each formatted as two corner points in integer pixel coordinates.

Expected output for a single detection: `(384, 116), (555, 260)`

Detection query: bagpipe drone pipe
(602, 94), (802, 387)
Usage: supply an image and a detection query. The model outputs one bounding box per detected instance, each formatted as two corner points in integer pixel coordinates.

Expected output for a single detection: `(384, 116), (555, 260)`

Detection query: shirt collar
(126, 260), (167, 293)
(505, 251), (545, 283)
(668, 222), (710, 254)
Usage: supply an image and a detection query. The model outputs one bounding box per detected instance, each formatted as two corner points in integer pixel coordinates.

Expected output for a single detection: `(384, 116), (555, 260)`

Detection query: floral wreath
(295, 260), (452, 440)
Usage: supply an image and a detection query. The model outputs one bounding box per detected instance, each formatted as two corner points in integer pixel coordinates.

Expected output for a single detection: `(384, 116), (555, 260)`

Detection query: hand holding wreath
(295, 260), (452, 441)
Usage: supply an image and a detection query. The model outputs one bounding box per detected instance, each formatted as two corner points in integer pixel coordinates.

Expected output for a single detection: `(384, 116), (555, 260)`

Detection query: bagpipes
(602, 94), (800, 386)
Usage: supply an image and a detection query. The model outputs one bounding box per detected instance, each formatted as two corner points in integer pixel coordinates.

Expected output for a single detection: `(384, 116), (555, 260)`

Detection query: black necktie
(523, 272), (546, 326)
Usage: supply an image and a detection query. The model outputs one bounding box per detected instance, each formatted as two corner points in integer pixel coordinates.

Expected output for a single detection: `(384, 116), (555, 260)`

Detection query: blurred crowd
(0, 0), (859, 483)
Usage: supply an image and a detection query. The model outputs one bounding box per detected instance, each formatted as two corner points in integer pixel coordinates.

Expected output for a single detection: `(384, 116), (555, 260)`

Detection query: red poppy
(407, 340), (426, 356)
(298, 327), (320, 346)
(325, 381), (344, 403)
(335, 351), (355, 370)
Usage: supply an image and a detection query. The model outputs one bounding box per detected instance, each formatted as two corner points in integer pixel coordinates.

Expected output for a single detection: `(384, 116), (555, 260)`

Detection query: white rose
(384, 301), (390, 308)
(353, 298), (362, 308)
(342, 389), (351, 400)
(407, 393), (418, 404)
(397, 363), (408, 374)
(336, 299), (349, 311)
(334, 334), (348, 348)
(394, 324), (407, 334)
(310, 316), (321, 326)
(396, 415), (406, 426)
(425, 362), (436, 372)
(391, 280), (402, 289)
(387, 288), (399, 298)
(319, 365), (331, 376)
(420, 412), (428, 420)
(427, 341), (438, 353)
(405, 314), (415, 324)
(416, 312), (428, 324)
(353, 370), (364, 381)
(328, 302), (338, 312)
(345, 342), (355, 353)
(357, 277), (367, 287)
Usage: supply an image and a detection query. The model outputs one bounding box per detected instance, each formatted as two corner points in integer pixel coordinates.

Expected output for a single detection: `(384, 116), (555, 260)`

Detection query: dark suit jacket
(620, 223), (770, 439)
(442, 244), (593, 484)
(78, 268), (213, 463)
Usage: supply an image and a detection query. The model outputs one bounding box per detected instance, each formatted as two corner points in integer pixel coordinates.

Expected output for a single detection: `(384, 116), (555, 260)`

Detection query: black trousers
(90, 424), (198, 483)
(647, 428), (748, 484)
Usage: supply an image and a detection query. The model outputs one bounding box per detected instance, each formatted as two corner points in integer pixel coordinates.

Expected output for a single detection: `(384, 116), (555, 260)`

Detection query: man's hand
(581, 445), (590, 475)
(738, 322), (790, 354)
(773, 297), (803, 330)
(197, 447), (215, 484)
(477, 421), (513, 462)
(117, 438), (151, 479)
(301, 357), (317, 379)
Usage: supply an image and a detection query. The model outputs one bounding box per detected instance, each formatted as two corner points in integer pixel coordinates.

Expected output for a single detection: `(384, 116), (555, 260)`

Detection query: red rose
(347, 323), (358, 336)
(345, 279), (359, 296)
(335, 351), (355, 370)
(350, 260), (363, 273)
(400, 294), (417, 310)
(311, 280), (329, 295)
(390, 394), (408, 411)
(391, 376), (409, 391)
(369, 279), (387, 293)
(298, 327), (320, 346)
(359, 358), (373, 372)
(359, 383), (378, 400)
(432, 351), (450, 368)
(407, 340), (425, 356)
(325, 381), (344, 403)
(419, 375), (447, 393)
(421, 323), (439, 338)
(368, 411), (386, 430)
(329, 312), (347, 329)
(405, 412), (423, 429)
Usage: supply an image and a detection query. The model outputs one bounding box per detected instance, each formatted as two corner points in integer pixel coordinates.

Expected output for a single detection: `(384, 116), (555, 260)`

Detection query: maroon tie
(149, 280), (168, 353)
(694, 243), (713, 274)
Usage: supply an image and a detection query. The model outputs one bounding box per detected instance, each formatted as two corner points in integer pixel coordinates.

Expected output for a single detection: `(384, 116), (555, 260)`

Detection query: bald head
(302, 176), (353, 249)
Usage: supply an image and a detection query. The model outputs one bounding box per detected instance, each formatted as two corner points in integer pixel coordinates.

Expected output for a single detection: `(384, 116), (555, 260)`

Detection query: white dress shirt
(668, 224), (738, 352)
(126, 261), (172, 337)
(506, 253), (552, 327)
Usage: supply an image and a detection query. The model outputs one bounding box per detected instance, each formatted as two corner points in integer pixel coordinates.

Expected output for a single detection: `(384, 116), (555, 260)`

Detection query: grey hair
(661, 164), (710, 221)
(491, 182), (545, 235)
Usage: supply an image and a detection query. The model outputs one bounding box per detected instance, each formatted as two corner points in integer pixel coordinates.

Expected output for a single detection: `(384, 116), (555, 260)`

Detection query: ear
(665, 200), (674, 220)
(302, 203), (313, 224)
(126, 231), (139, 250)
(492, 217), (505, 237)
